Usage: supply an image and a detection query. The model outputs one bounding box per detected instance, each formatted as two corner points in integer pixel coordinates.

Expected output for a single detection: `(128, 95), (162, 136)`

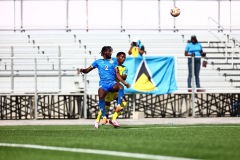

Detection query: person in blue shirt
(185, 35), (206, 92)
(78, 46), (130, 127)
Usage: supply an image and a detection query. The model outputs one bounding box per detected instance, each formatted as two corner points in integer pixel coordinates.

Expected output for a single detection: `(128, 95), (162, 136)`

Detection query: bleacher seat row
(0, 32), (239, 94)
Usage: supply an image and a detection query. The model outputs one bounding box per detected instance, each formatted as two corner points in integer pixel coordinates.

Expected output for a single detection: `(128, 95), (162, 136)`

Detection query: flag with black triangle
(132, 60), (157, 92)
(123, 56), (177, 95)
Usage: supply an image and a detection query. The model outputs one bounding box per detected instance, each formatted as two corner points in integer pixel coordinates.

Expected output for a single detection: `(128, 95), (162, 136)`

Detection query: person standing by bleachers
(128, 36), (145, 58)
(184, 35), (206, 92)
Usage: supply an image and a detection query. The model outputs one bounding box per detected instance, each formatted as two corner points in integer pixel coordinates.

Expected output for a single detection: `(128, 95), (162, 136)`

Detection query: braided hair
(100, 46), (113, 56)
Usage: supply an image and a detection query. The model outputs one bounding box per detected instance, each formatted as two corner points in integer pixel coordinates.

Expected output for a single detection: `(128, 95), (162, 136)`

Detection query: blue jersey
(91, 58), (118, 84)
(185, 42), (202, 57)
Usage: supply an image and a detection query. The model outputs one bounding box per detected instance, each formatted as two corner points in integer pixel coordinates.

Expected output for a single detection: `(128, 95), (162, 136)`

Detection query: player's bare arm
(77, 66), (94, 74)
(115, 68), (130, 88)
(121, 74), (127, 80)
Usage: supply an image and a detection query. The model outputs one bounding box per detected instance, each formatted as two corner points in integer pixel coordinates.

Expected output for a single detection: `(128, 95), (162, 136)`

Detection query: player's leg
(107, 91), (126, 127)
(96, 110), (102, 123)
(105, 92), (114, 113)
(95, 100), (111, 124)
(112, 83), (124, 112)
(98, 88), (107, 122)
(112, 96), (127, 121)
(109, 97), (127, 127)
(105, 102), (111, 112)
(95, 88), (107, 128)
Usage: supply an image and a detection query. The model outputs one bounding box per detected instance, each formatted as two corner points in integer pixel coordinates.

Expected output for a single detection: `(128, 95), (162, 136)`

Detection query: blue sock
(117, 89), (124, 105)
(99, 99), (106, 117)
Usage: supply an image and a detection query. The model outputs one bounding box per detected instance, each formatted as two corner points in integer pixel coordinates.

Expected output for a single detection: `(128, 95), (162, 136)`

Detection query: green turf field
(0, 124), (240, 160)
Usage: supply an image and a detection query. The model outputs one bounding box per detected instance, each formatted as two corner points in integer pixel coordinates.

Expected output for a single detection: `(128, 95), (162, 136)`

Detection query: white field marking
(0, 143), (196, 160)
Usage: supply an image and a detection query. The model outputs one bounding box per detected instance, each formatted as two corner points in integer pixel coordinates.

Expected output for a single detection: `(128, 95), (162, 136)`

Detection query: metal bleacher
(0, 31), (240, 119)
(0, 32), (240, 94)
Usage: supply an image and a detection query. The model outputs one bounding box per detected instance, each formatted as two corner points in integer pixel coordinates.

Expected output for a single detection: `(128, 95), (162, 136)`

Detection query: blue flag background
(123, 56), (177, 95)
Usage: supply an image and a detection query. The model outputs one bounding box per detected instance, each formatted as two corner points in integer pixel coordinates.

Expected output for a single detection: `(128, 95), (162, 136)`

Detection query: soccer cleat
(116, 106), (123, 112)
(102, 117), (108, 125)
(109, 120), (120, 128)
(94, 121), (99, 129)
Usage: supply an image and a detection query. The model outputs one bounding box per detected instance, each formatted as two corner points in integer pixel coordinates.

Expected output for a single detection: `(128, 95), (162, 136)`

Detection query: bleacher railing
(1, 55), (240, 118)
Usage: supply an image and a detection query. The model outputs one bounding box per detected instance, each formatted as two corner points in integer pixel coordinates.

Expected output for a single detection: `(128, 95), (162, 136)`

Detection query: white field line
(0, 143), (196, 160)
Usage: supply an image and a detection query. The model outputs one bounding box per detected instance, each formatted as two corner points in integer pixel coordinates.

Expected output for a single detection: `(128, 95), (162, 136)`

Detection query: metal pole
(86, 0), (88, 32)
(191, 56), (195, 117)
(84, 57), (87, 118)
(21, 0), (23, 30)
(218, 0), (220, 32)
(230, 0), (232, 32)
(133, 94), (136, 112)
(11, 46), (14, 93)
(34, 58), (38, 120)
(158, 0), (161, 32)
(173, 0), (176, 31)
(120, 0), (123, 31)
(66, 0), (69, 31)
(14, 0), (16, 32)
(225, 40), (228, 62)
(208, 18), (210, 46)
(58, 46), (61, 92)
(175, 56), (178, 85)
(232, 42), (234, 68)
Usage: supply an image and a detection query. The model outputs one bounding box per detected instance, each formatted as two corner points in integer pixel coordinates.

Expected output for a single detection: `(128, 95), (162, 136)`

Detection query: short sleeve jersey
(118, 65), (128, 76)
(131, 41), (145, 58)
(185, 42), (202, 57)
(91, 58), (118, 84)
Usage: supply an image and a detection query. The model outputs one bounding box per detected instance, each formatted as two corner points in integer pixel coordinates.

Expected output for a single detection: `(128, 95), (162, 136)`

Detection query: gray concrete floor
(1, 117), (240, 126)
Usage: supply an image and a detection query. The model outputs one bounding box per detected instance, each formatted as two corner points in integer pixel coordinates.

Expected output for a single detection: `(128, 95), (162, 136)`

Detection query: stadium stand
(0, 32), (239, 93)
(0, 31), (239, 119)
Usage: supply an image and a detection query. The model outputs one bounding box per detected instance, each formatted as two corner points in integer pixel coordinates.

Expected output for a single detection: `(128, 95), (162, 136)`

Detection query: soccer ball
(170, 7), (181, 17)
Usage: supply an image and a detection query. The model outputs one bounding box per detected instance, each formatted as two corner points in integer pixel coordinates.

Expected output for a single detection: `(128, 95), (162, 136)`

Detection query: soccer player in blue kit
(78, 46), (130, 128)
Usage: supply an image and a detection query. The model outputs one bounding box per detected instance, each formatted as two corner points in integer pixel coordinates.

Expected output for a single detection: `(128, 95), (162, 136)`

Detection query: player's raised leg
(108, 83), (125, 127)
(110, 97), (127, 127)
(115, 83), (125, 112)
(112, 98), (127, 120)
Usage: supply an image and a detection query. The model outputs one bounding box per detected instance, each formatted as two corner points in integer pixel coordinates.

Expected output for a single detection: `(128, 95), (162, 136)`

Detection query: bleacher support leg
(84, 58), (87, 118)
(34, 58), (38, 120)
(191, 56), (196, 117)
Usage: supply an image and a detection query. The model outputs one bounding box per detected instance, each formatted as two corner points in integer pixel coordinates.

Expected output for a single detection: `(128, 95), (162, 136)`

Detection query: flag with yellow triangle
(123, 56), (177, 95)
(133, 60), (157, 92)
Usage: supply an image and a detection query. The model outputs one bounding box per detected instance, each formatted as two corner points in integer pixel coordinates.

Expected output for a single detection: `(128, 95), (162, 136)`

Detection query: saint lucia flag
(124, 56), (177, 95)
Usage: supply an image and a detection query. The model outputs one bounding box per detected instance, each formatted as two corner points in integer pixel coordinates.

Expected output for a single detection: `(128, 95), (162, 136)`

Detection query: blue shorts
(99, 81), (117, 92)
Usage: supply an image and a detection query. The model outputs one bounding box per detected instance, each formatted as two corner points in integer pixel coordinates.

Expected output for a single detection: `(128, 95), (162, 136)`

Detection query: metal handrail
(208, 17), (226, 44)
(208, 17), (225, 31)
(2, 26), (240, 32)
(207, 17), (231, 63)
